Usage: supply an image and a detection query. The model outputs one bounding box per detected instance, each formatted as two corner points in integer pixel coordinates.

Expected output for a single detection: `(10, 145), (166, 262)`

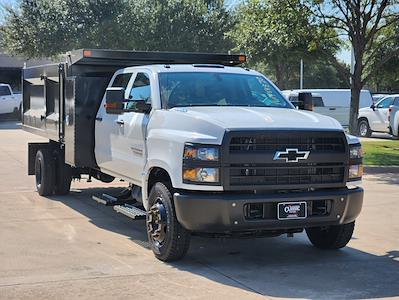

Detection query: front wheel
(146, 182), (191, 261)
(358, 119), (371, 137)
(306, 221), (355, 249)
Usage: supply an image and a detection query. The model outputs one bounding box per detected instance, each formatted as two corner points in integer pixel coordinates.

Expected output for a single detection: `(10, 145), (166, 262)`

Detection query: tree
(0, 0), (127, 58)
(305, 0), (399, 134)
(124, 0), (233, 52)
(367, 20), (399, 92)
(0, 0), (233, 58)
(227, 0), (340, 89)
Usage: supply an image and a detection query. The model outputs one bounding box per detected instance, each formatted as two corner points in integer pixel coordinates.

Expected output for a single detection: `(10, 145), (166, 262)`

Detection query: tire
(306, 221), (355, 250)
(54, 152), (72, 195)
(358, 119), (371, 137)
(146, 182), (191, 261)
(35, 149), (55, 196)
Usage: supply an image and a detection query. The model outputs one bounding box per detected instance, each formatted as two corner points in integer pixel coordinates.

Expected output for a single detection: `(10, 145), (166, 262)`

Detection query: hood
(171, 106), (343, 131)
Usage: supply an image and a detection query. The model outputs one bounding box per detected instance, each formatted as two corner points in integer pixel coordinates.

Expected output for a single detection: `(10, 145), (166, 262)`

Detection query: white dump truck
(23, 49), (364, 261)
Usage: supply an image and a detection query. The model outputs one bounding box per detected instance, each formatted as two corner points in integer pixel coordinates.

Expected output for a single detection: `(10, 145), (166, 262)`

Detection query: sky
(0, 0), (351, 64)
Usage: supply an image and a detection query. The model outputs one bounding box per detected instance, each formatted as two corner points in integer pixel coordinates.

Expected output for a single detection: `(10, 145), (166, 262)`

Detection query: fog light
(183, 168), (219, 183)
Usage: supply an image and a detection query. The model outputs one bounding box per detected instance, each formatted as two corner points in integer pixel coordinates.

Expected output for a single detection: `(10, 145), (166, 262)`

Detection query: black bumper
(174, 187), (363, 233)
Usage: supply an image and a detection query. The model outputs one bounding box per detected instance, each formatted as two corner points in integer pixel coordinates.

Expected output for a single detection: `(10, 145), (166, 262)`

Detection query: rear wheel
(146, 182), (191, 261)
(358, 119), (371, 137)
(35, 149), (55, 196)
(306, 222), (355, 249)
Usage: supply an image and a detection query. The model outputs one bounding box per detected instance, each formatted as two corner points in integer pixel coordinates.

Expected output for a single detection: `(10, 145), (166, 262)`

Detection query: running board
(92, 193), (136, 206)
(114, 205), (147, 220)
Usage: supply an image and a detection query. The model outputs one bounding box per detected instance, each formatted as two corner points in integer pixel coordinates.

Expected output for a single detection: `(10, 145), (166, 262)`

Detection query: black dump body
(22, 49), (245, 169)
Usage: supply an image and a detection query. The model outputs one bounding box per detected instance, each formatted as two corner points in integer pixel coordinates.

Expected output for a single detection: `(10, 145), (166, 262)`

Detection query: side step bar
(114, 205), (146, 220)
(92, 193), (136, 206)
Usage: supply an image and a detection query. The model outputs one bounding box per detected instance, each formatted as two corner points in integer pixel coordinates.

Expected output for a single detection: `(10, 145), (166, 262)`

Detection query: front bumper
(174, 187), (363, 233)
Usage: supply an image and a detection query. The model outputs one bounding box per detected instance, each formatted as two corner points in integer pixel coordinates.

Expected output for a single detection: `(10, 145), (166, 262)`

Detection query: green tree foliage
(227, 0), (340, 89)
(123, 0), (233, 52)
(367, 21), (399, 92)
(0, 0), (233, 58)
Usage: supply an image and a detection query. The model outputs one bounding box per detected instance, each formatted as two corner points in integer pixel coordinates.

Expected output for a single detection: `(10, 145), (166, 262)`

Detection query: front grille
(230, 136), (345, 153)
(244, 200), (332, 220)
(222, 130), (348, 190)
(230, 164), (344, 186)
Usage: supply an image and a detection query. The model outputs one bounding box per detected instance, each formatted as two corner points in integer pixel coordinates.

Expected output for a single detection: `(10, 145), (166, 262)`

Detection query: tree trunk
(349, 48), (364, 135)
(275, 64), (285, 90)
(349, 79), (362, 135)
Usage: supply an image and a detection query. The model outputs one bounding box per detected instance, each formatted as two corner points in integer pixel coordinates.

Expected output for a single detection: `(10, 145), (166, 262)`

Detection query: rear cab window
(111, 73), (132, 89)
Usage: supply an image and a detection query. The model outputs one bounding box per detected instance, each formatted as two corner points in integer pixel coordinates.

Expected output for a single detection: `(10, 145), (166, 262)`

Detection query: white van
(282, 89), (373, 127)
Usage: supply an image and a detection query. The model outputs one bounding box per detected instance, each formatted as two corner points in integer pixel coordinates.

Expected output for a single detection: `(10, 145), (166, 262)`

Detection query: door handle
(95, 117), (103, 122)
(329, 108), (336, 111)
(116, 120), (125, 126)
(40, 115), (46, 120)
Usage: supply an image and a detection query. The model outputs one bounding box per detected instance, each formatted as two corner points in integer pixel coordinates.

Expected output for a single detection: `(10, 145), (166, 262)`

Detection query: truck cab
(23, 50), (364, 261)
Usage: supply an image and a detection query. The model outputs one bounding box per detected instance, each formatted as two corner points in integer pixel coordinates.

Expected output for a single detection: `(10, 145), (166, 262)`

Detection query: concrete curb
(364, 166), (399, 174)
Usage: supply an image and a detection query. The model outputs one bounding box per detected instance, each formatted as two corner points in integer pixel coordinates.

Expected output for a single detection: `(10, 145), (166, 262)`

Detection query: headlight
(183, 168), (220, 183)
(348, 143), (363, 181)
(183, 143), (220, 184)
(183, 144), (219, 161)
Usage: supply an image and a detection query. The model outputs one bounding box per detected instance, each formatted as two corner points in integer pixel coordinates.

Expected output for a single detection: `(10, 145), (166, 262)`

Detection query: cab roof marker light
(83, 50), (92, 57)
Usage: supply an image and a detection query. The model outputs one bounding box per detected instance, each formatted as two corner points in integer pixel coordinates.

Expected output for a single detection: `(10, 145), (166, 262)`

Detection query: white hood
(172, 106), (343, 130)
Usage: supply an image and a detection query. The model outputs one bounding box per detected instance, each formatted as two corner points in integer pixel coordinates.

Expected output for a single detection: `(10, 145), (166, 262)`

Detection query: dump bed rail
(67, 49), (246, 67)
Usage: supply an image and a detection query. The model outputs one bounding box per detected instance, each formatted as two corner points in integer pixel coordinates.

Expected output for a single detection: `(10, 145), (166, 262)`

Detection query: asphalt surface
(0, 121), (398, 300)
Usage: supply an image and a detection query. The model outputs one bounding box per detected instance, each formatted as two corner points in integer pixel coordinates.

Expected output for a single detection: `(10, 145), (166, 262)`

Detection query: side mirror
(371, 103), (376, 111)
(105, 87), (125, 114)
(298, 92), (313, 111)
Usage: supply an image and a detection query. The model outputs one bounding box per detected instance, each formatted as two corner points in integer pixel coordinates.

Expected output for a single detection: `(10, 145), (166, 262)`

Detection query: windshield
(159, 72), (292, 109)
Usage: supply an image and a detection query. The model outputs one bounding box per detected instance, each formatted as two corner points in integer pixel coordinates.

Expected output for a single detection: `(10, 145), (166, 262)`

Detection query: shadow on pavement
(0, 118), (21, 130)
(48, 186), (399, 299)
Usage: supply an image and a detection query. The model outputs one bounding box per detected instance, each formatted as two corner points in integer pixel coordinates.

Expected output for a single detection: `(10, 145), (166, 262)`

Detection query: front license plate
(278, 202), (307, 220)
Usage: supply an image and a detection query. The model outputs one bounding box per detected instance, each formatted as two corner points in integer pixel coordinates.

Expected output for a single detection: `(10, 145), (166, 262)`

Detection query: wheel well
(147, 167), (172, 194)
(358, 117), (368, 124)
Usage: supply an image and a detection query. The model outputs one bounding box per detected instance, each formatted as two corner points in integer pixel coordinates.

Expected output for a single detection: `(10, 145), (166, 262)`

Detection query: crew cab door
(0, 85), (13, 114)
(95, 71), (151, 184)
(113, 72), (151, 184)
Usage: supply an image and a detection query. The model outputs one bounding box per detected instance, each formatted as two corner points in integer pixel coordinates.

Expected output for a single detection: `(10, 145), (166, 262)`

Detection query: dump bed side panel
(22, 64), (61, 141)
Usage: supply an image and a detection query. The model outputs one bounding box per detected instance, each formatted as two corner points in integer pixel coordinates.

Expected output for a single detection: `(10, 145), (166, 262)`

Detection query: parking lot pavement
(0, 122), (398, 300)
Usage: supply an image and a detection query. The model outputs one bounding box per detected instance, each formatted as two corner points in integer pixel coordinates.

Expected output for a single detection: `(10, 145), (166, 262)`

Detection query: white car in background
(0, 83), (22, 117)
(358, 95), (398, 137)
(389, 96), (399, 137)
(282, 89), (373, 128)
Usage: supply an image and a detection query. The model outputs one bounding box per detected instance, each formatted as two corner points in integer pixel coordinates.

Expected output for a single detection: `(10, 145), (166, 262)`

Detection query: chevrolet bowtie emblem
(273, 148), (310, 163)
